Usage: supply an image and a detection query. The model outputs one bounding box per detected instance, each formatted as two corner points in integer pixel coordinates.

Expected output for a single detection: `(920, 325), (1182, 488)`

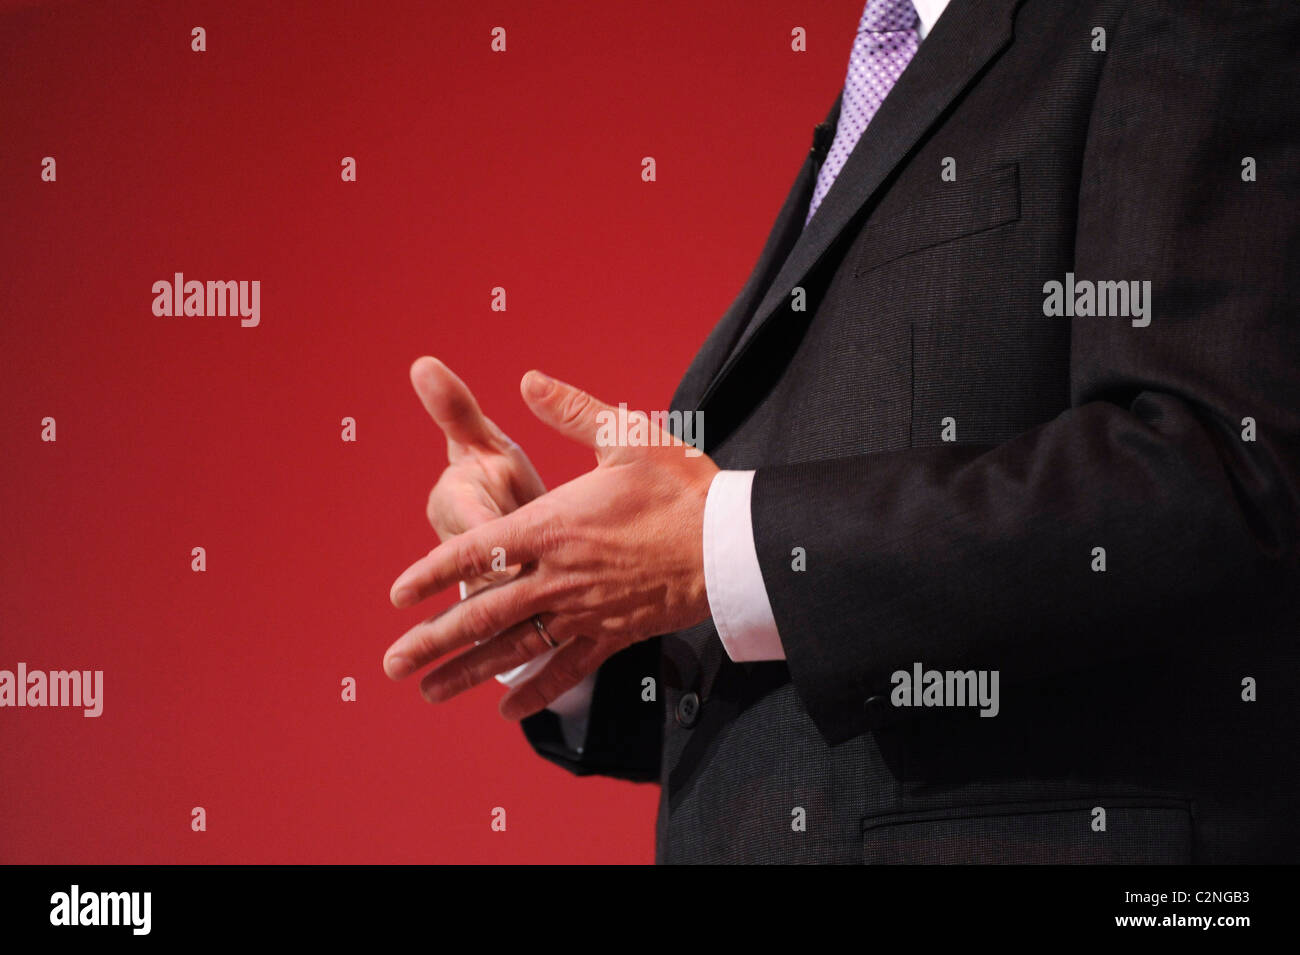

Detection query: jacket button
(863, 694), (891, 725)
(675, 691), (700, 728)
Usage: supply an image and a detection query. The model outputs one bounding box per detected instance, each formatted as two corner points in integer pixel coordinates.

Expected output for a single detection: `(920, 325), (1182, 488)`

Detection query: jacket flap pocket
(854, 163), (1020, 279)
(861, 797), (1192, 864)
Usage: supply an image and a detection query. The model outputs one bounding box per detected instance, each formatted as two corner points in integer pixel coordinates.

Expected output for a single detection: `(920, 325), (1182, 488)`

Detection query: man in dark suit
(384, 0), (1300, 863)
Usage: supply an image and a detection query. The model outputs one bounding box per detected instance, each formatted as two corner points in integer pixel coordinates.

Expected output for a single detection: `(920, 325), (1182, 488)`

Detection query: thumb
(520, 371), (616, 455)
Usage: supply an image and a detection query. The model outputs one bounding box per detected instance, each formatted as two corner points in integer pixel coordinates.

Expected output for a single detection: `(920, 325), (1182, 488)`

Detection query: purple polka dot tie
(805, 0), (920, 225)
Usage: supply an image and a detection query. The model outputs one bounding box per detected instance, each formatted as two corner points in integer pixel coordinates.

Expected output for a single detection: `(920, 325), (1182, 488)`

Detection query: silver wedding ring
(532, 615), (559, 649)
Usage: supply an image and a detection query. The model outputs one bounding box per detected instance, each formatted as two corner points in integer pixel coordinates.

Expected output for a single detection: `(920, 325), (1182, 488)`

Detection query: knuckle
(413, 625), (442, 664)
(461, 597), (498, 639)
(531, 508), (570, 556)
(542, 617), (570, 643)
(450, 663), (477, 696)
(556, 390), (592, 429)
(544, 654), (582, 691)
(557, 569), (587, 600)
(516, 621), (548, 658)
(453, 542), (486, 583)
(506, 632), (538, 669)
(425, 485), (446, 530)
(539, 572), (575, 610)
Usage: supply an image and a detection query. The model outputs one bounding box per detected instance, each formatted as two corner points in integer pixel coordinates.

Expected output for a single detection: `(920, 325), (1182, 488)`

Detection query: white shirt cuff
(703, 469), (786, 662)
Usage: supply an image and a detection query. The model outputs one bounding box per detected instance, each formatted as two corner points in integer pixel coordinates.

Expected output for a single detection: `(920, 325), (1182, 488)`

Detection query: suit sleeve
(751, 0), (1300, 744)
(521, 636), (662, 782)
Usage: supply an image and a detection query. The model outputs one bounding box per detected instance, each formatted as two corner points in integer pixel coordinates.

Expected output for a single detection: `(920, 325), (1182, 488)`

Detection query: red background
(1, 0), (853, 863)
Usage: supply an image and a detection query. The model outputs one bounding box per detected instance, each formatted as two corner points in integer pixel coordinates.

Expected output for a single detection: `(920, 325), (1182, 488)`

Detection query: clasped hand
(383, 358), (718, 720)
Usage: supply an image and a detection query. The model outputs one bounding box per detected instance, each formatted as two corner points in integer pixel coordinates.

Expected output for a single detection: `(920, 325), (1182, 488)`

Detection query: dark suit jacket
(523, 0), (1300, 863)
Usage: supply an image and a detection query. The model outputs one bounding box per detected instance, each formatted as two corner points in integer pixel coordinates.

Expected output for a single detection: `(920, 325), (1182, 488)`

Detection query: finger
(418, 615), (563, 703)
(499, 637), (604, 720)
(383, 573), (548, 679)
(520, 371), (617, 456)
(390, 504), (547, 607)
(411, 356), (511, 454)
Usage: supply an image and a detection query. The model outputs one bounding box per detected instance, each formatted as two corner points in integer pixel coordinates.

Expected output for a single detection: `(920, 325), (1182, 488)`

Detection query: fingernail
(385, 655), (409, 680)
(523, 371), (552, 399)
(391, 587), (413, 607)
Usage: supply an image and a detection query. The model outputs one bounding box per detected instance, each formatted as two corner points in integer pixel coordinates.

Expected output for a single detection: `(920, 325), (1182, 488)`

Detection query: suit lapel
(694, 0), (1022, 420)
(670, 94), (842, 415)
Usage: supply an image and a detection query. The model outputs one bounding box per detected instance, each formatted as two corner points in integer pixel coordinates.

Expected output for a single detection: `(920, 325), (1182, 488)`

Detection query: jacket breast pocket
(861, 797), (1194, 864)
(853, 163), (1021, 279)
